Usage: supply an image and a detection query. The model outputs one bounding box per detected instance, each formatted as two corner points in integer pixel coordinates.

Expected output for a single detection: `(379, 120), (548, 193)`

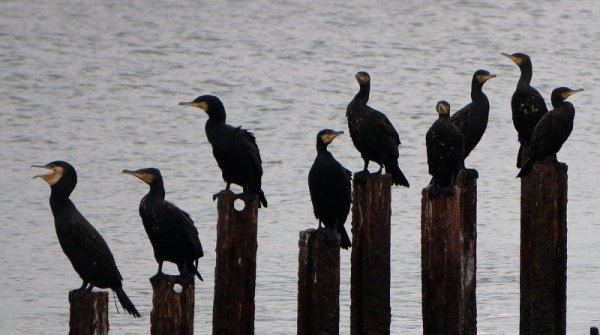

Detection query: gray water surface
(1, 0), (599, 334)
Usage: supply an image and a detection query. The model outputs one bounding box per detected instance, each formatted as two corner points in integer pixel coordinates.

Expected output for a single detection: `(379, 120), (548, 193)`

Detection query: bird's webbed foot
(212, 189), (232, 202)
(236, 192), (256, 204)
(426, 184), (441, 198)
(462, 168), (479, 179)
(175, 273), (195, 286)
(555, 161), (568, 171)
(316, 220), (323, 230)
(78, 281), (91, 291)
(324, 227), (339, 248)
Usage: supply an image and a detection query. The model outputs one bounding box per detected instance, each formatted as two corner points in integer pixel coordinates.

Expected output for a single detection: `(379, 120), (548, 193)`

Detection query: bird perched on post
(179, 95), (267, 207)
(33, 160), (140, 318)
(123, 167), (204, 281)
(308, 129), (352, 249)
(450, 69), (496, 176)
(517, 87), (583, 178)
(346, 71), (410, 187)
(502, 52), (548, 168)
(426, 101), (465, 197)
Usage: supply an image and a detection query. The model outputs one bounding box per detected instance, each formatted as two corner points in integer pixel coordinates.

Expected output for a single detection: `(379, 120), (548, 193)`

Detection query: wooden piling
(150, 273), (195, 335)
(421, 171), (477, 335)
(350, 173), (391, 335)
(592, 327), (599, 335)
(212, 190), (258, 335)
(297, 228), (340, 335)
(68, 290), (109, 335)
(458, 172), (477, 335)
(520, 162), (568, 335)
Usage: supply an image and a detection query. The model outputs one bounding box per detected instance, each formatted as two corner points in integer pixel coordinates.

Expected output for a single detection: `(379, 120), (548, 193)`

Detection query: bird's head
(550, 87), (584, 107)
(179, 94), (226, 120)
(501, 52), (531, 67)
(355, 71), (371, 86)
(32, 160), (77, 196)
(435, 100), (451, 116)
(122, 167), (162, 186)
(473, 69), (496, 84)
(317, 129), (344, 147)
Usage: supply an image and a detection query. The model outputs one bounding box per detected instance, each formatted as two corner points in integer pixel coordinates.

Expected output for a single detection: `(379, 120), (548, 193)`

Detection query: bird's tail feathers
(115, 287), (140, 318)
(386, 162), (410, 187)
(257, 188), (268, 208)
(339, 226), (352, 250)
(194, 266), (204, 282)
(517, 158), (535, 178)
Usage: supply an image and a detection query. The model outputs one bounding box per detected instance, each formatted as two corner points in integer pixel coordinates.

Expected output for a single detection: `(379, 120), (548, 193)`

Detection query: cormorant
(179, 95), (267, 207)
(308, 129), (352, 249)
(346, 71), (410, 187)
(123, 168), (204, 281)
(425, 101), (465, 197)
(450, 69), (496, 173)
(517, 87), (583, 178)
(33, 161), (140, 318)
(502, 52), (548, 168)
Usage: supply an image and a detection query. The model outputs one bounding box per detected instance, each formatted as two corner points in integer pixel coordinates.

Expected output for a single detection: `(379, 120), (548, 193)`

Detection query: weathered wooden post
(421, 171), (477, 335)
(350, 173), (391, 335)
(212, 190), (258, 335)
(592, 327), (599, 335)
(458, 173), (477, 335)
(68, 290), (109, 335)
(298, 228), (340, 335)
(520, 163), (568, 335)
(150, 273), (195, 335)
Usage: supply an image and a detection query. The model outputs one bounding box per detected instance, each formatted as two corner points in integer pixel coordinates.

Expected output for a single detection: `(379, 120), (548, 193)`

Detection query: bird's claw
(463, 168), (479, 179)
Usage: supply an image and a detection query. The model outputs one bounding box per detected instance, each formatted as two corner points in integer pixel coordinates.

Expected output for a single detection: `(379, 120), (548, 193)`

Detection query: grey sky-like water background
(1, 0), (599, 333)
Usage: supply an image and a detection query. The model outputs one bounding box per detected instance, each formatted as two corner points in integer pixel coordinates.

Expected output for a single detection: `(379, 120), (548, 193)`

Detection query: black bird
(346, 71), (410, 187)
(179, 95), (267, 207)
(502, 52), (548, 168)
(517, 87), (583, 178)
(123, 168), (204, 281)
(426, 101), (465, 197)
(308, 129), (352, 249)
(450, 69), (496, 173)
(33, 161), (140, 318)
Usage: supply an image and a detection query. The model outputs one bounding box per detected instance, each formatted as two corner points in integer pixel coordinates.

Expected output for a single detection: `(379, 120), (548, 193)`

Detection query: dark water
(1, 0), (599, 333)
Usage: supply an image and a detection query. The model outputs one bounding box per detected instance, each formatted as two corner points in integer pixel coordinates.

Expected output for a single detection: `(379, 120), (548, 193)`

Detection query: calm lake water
(1, 0), (599, 334)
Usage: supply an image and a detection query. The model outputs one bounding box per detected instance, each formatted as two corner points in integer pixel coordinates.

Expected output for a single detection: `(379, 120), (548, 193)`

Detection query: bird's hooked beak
(32, 164), (62, 185)
(565, 88), (584, 99)
(501, 52), (521, 65)
(122, 169), (153, 184)
(178, 101), (208, 112)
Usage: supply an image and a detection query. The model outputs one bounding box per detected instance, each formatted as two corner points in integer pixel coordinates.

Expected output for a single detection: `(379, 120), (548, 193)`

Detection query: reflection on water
(1, 0), (599, 333)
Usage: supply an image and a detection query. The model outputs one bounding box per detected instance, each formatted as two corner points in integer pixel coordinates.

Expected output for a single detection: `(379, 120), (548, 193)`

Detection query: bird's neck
(471, 81), (486, 101)
(148, 182), (166, 200)
(207, 107), (226, 123)
(438, 113), (450, 120)
(49, 190), (71, 215)
(316, 142), (329, 154)
(517, 64), (533, 87)
(355, 83), (370, 102)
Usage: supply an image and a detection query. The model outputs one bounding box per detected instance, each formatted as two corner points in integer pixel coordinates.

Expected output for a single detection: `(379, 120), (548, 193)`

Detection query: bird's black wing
(235, 126), (263, 177)
(370, 107), (401, 146)
(512, 87), (548, 143)
(450, 103), (472, 134)
(163, 200), (203, 258)
(67, 209), (123, 282)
